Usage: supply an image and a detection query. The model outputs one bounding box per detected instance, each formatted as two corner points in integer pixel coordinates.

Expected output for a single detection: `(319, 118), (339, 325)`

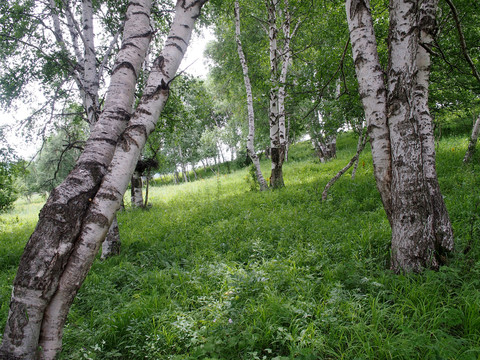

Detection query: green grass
(1, 134), (480, 359)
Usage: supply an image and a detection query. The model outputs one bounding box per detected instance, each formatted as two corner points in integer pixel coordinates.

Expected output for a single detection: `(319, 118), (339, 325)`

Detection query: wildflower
(228, 318), (233, 324)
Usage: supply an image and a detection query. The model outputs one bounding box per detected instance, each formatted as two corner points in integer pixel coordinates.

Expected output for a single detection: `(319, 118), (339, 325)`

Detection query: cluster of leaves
(0, 162), (19, 212)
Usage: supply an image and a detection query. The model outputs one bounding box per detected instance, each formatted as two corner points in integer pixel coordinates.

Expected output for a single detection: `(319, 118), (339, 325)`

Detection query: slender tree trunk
(351, 129), (364, 179)
(265, 0), (283, 188)
(346, 0), (392, 220)
(174, 169), (179, 184)
(0, 2), (153, 358)
(144, 172), (150, 207)
(285, 116), (290, 161)
(130, 169), (144, 208)
(464, 115), (480, 163)
(191, 163), (198, 180)
(178, 146), (188, 182)
(413, 0), (454, 260)
(265, 0), (298, 188)
(52, 0), (122, 260)
(322, 135), (367, 201)
(234, 0), (268, 191)
(310, 116), (336, 163)
(346, 0), (453, 273)
(36, 3), (206, 356)
(81, 0), (100, 128)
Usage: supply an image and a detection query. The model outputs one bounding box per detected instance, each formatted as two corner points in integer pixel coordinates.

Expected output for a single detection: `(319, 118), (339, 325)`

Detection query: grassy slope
(1, 134), (480, 359)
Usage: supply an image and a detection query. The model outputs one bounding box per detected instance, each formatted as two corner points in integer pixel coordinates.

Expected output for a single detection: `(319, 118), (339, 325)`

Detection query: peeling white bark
(346, 0), (453, 273)
(264, 0), (297, 188)
(346, 0), (392, 220)
(35, 1), (206, 357)
(81, 0), (100, 127)
(416, 0), (454, 255)
(0, 1), (153, 358)
(131, 169), (144, 208)
(234, 0), (268, 191)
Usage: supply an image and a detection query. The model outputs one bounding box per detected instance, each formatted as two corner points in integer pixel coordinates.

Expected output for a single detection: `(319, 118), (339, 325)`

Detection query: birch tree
(49, 0), (126, 257)
(234, 0), (268, 191)
(0, 0), (207, 358)
(346, 0), (454, 273)
(264, 0), (299, 188)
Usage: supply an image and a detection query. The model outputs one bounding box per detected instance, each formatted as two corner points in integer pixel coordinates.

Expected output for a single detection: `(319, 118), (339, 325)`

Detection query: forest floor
(1, 133), (480, 359)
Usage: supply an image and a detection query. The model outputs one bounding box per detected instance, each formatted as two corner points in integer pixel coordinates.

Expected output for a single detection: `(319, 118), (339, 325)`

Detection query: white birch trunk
(387, 0), (433, 272)
(0, 2), (153, 358)
(82, 0), (122, 257)
(347, 0), (453, 273)
(464, 115), (480, 163)
(265, 0), (297, 188)
(346, 0), (392, 220)
(101, 217), (120, 260)
(234, 0), (268, 191)
(130, 169), (144, 208)
(51, 0), (122, 257)
(81, 0), (100, 127)
(265, 0), (283, 188)
(413, 0), (454, 259)
(278, 0), (296, 152)
(36, 2), (206, 357)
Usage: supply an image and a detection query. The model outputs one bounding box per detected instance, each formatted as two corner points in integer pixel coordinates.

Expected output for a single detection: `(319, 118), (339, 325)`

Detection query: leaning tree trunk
(322, 134), (367, 201)
(346, 0), (453, 273)
(0, 1), (153, 358)
(234, 0), (268, 191)
(35, 1), (206, 357)
(351, 128), (365, 179)
(51, 0), (123, 260)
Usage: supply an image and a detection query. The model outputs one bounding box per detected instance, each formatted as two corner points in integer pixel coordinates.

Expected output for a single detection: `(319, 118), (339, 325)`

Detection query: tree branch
(443, 0), (480, 84)
(322, 132), (368, 201)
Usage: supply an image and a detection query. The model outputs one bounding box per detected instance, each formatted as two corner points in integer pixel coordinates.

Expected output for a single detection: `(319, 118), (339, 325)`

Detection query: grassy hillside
(1, 134), (480, 359)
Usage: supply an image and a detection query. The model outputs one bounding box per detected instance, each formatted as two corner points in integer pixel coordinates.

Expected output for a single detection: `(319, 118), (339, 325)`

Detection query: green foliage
(0, 162), (18, 212)
(2, 134), (480, 359)
(430, 0), (480, 133)
(22, 111), (88, 194)
(244, 164), (260, 191)
(0, 127), (23, 212)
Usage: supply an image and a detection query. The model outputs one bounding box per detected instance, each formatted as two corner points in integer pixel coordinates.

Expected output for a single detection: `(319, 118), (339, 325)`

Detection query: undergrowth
(1, 134), (479, 359)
